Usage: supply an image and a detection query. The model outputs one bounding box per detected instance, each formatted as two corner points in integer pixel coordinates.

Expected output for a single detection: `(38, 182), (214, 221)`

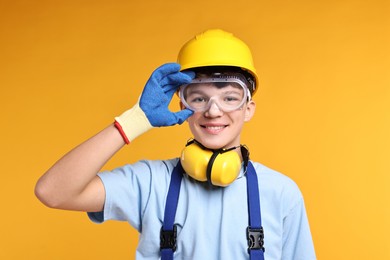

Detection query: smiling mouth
(201, 125), (227, 133)
(203, 125), (225, 129)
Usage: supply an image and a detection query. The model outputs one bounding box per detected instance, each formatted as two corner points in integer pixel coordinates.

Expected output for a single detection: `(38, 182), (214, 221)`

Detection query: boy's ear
(244, 100), (256, 122)
(179, 101), (185, 110)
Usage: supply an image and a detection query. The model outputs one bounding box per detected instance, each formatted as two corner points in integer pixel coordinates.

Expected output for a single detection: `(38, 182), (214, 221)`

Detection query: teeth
(206, 126), (224, 130)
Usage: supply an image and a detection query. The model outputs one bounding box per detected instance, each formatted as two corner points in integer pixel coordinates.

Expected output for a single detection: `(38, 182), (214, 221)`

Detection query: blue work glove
(115, 63), (195, 143)
(140, 63), (195, 126)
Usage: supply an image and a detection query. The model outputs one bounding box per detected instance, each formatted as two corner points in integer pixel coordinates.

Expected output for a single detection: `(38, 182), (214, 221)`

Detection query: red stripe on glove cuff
(114, 121), (130, 144)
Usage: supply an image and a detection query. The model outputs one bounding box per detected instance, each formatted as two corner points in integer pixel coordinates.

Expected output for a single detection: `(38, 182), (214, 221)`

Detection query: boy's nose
(205, 101), (223, 117)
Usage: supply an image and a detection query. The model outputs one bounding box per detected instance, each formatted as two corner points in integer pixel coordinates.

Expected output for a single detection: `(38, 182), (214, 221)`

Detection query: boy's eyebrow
(223, 90), (243, 95)
(185, 88), (206, 95)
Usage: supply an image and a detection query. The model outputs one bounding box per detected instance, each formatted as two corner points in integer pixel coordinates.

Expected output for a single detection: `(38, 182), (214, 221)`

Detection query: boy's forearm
(35, 124), (125, 209)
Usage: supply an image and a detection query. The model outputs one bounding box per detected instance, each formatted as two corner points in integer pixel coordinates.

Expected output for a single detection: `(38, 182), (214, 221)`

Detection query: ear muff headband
(206, 151), (220, 186)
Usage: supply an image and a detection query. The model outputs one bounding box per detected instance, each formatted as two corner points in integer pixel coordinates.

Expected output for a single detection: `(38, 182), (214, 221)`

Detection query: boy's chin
(195, 139), (233, 150)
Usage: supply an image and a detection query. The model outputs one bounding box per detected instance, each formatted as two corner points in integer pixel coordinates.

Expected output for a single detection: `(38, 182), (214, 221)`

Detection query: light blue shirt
(88, 159), (316, 260)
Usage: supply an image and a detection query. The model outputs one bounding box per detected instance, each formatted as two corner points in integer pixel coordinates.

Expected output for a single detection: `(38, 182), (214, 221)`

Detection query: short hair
(186, 66), (256, 95)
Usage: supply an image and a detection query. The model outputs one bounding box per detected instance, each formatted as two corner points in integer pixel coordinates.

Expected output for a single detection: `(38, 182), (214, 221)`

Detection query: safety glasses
(179, 74), (251, 112)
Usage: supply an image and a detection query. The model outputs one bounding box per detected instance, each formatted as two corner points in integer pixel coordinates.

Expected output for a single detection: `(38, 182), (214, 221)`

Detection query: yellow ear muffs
(180, 140), (242, 187)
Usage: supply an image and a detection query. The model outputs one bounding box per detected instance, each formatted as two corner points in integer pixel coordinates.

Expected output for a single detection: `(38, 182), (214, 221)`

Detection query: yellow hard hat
(177, 29), (259, 94)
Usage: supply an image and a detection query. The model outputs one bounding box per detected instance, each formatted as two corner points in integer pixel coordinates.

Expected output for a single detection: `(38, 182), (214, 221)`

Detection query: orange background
(1, 0), (389, 259)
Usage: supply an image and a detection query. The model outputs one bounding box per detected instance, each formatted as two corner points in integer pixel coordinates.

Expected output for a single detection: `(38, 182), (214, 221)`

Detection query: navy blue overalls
(159, 147), (265, 259)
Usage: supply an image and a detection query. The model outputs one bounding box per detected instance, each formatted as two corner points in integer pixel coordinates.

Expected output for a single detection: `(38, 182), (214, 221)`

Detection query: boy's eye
(225, 96), (240, 102)
(189, 96), (208, 103)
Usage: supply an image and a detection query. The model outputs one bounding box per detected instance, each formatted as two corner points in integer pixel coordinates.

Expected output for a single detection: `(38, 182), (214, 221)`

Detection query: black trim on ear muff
(185, 139), (196, 147)
(186, 139), (208, 150)
(187, 139), (241, 154)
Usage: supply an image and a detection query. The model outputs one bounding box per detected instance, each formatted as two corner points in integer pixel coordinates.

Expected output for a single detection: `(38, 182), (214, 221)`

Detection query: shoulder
(98, 158), (179, 187)
(251, 161), (304, 212)
(109, 158), (179, 175)
(252, 161), (299, 187)
(138, 158), (180, 183)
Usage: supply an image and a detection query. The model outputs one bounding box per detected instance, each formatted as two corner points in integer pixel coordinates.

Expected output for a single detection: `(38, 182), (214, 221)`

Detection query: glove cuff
(114, 103), (153, 144)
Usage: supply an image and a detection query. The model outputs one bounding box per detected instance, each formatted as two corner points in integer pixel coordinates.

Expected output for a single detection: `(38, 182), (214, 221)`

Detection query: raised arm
(35, 124), (125, 212)
(35, 63), (195, 213)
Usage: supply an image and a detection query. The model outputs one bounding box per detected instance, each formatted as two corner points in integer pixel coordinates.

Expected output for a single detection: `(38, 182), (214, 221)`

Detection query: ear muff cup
(180, 141), (241, 187)
(180, 142), (211, 182)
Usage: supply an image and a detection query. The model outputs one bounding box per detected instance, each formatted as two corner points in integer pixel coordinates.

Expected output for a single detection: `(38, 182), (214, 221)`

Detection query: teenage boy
(35, 29), (316, 259)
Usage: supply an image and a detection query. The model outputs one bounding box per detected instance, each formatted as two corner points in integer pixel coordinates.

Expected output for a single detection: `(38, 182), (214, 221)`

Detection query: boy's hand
(115, 63), (195, 143)
(140, 63), (195, 126)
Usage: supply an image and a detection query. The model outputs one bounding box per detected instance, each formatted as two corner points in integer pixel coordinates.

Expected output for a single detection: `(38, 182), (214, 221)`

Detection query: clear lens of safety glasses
(179, 76), (251, 112)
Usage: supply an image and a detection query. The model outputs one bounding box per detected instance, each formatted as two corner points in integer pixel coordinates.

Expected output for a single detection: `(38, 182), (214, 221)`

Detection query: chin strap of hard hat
(160, 152), (265, 259)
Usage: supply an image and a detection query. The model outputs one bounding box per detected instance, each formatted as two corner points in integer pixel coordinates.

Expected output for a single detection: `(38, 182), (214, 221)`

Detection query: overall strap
(246, 161), (265, 259)
(160, 161), (184, 260)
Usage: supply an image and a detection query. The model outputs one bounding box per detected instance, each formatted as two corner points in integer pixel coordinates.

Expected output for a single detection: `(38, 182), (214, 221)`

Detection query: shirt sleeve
(87, 160), (154, 232)
(282, 197), (316, 260)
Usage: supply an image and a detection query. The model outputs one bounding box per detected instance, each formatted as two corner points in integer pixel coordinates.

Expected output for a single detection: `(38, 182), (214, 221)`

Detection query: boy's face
(183, 83), (256, 150)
